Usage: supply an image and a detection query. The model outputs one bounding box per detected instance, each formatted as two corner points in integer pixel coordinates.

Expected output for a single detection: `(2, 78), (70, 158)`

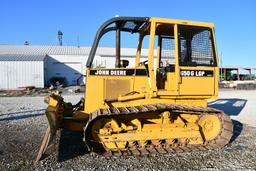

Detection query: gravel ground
(0, 91), (255, 170)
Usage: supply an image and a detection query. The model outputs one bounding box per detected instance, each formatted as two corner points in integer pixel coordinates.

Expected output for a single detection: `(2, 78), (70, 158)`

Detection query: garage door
(50, 62), (82, 86)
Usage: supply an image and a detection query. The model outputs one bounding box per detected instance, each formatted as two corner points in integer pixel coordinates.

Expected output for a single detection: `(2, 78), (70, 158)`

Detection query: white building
(0, 45), (150, 89)
(0, 54), (46, 89)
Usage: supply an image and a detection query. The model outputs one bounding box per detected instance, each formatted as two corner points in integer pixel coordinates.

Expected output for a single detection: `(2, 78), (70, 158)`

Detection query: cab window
(178, 26), (216, 66)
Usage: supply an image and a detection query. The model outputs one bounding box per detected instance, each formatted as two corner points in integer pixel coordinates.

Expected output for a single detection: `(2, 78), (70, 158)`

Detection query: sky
(0, 0), (255, 67)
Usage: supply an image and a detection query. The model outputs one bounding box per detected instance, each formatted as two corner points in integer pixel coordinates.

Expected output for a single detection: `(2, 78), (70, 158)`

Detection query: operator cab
(85, 17), (218, 112)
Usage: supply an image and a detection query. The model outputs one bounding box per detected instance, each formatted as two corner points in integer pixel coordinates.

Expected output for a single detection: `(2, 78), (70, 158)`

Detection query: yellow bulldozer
(36, 17), (233, 161)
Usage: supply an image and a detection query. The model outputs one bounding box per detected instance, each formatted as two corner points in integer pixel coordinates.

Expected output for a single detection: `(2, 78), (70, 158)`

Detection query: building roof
(220, 66), (256, 70)
(0, 44), (151, 58)
(0, 45), (90, 55)
(0, 54), (46, 61)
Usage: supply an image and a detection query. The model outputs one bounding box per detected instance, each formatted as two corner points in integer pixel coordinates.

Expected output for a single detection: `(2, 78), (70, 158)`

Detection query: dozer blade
(35, 93), (63, 162)
(36, 127), (51, 162)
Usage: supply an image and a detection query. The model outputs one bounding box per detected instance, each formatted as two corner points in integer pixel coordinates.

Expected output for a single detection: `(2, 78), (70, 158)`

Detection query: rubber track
(83, 103), (233, 157)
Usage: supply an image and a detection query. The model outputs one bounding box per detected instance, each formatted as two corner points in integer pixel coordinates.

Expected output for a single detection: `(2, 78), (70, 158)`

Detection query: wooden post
(224, 68), (226, 81)
(237, 68), (240, 80)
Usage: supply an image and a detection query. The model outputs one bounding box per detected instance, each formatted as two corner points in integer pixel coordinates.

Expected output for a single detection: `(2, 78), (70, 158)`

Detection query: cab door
(155, 23), (179, 93)
(157, 35), (177, 91)
(177, 25), (217, 96)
